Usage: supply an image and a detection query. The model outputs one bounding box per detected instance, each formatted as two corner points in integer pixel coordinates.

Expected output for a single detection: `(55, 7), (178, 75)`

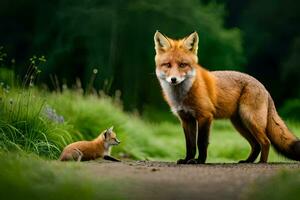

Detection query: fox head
(103, 126), (120, 146)
(154, 31), (199, 85)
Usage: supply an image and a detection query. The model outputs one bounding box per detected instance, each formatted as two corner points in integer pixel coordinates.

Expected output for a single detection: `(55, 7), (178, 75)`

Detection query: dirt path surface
(85, 161), (300, 200)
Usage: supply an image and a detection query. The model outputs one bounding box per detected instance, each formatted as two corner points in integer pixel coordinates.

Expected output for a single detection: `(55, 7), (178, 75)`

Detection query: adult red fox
(154, 31), (300, 164)
(59, 127), (120, 162)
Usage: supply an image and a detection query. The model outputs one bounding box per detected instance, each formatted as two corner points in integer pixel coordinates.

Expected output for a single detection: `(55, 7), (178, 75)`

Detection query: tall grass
(0, 56), (76, 158)
(0, 86), (76, 158)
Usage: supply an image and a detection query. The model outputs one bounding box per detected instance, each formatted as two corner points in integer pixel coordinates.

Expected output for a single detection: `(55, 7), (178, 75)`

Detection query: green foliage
(0, 47), (15, 87)
(0, 152), (123, 200)
(0, 54), (79, 158)
(140, 105), (178, 123)
(244, 170), (300, 200)
(279, 99), (300, 121)
(0, 68), (15, 87)
(0, 87), (76, 158)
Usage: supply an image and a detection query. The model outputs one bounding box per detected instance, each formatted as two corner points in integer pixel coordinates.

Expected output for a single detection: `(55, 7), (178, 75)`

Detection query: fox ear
(154, 31), (171, 53)
(104, 126), (113, 138)
(183, 31), (199, 54)
(107, 126), (114, 133)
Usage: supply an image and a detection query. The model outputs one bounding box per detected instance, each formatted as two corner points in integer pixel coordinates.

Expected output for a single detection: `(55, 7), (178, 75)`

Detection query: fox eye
(162, 63), (171, 68)
(179, 63), (188, 68)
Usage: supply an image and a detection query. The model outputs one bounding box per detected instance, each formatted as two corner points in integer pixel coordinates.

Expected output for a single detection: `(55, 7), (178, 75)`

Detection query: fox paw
(238, 160), (253, 163)
(186, 159), (198, 164)
(177, 159), (188, 164)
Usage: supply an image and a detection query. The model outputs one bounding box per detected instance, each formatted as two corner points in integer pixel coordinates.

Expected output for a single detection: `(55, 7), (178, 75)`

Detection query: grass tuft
(0, 87), (76, 158)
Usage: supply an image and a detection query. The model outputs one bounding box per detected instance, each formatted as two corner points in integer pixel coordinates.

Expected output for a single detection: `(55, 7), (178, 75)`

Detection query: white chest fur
(103, 142), (111, 156)
(159, 77), (195, 115)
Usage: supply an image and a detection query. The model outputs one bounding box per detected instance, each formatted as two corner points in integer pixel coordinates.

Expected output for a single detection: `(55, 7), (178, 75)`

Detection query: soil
(84, 160), (300, 200)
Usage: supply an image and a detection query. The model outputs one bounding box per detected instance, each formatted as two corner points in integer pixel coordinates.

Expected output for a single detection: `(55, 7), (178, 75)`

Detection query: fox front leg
(177, 111), (197, 164)
(103, 155), (121, 162)
(196, 117), (212, 164)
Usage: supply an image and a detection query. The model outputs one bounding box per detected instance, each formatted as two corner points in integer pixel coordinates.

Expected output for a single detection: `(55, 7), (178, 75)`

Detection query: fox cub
(59, 127), (120, 162)
(154, 31), (300, 164)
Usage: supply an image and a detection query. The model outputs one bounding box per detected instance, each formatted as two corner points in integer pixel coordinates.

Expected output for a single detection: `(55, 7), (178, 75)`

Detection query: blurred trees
(0, 0), (246, 110)
(217, 0), (300, 105)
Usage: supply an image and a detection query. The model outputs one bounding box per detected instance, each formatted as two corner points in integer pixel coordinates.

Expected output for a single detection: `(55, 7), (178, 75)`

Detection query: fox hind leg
(231, 115), (261, 163)
(245, 124), (270, 163)
(239, 109), (270, 163)
(74, 148), (83, 162)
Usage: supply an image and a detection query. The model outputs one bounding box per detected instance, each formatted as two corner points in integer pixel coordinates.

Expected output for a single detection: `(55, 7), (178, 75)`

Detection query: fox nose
(171, 77), (177, 84)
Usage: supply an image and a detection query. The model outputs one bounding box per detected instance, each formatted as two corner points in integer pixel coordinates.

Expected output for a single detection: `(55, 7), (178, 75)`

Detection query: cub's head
(103, 126), (120, 146)
(154, 31), (198, 85)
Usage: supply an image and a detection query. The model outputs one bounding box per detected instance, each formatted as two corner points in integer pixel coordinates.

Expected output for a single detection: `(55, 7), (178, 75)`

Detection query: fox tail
(266, 95), (300, 161)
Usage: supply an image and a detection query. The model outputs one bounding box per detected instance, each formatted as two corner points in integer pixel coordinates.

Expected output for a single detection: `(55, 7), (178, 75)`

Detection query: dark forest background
(1, 0), (300, 111)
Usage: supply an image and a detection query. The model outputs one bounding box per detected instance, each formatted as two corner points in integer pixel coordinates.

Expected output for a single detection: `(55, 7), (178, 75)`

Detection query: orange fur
(59, 128), (120, 161)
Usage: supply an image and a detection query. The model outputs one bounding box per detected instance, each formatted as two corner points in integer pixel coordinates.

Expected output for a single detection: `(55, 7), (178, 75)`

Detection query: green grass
(244, 170), (300, 200)
(0, 87), (76, 159)
(0, 152), (123, 200)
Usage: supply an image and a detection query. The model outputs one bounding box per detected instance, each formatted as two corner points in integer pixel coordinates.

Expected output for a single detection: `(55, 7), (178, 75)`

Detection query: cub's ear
(107, 126), (114, 133)
(104, 126), (113, 138)
(154, 31), (171, 53)
(183, 31), (199, 54)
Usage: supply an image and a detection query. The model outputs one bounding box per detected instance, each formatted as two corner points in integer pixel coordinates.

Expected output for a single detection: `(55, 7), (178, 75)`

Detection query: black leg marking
(177, 111), (197, 164)
(103, 155), (121, 162)
(197, 118), (212, 164)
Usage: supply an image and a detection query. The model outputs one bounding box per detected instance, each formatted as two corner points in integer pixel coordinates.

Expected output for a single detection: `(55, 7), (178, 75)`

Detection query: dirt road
(85, 161), (300, 200)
